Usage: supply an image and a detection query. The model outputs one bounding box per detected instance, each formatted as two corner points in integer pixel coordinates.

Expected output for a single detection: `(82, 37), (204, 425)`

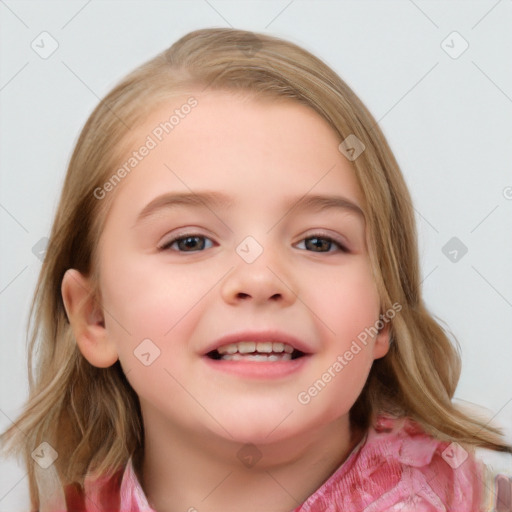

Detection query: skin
(62, 91), (389, 512)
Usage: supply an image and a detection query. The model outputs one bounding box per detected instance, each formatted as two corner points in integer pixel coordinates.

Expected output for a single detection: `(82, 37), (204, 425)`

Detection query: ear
(372, 318), (390, 360)
(61, 269), (118, 368)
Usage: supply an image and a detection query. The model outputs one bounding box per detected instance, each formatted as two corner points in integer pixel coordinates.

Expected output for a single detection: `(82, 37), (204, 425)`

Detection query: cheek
(294, 261), (381, 414)
(301, 322), (377, 421)
(97, 253), (198, 367)
(99, 264), (200, 400)
(306, 260), (381, 341)
(99, 253), (219, 370)
(101, 252), (202, 327)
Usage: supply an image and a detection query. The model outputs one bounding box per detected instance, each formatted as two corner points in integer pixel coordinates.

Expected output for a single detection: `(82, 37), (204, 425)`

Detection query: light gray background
(1, 1), (511, 510)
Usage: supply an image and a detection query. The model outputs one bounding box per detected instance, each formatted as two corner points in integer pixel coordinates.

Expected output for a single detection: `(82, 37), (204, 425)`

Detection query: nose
(220, 245), (296, 307)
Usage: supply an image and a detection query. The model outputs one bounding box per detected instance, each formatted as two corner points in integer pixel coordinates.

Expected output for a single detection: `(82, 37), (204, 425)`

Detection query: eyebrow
(132, 191), (364, 227)
(291, 194), (364, 218)
(133, 191), (233, 227)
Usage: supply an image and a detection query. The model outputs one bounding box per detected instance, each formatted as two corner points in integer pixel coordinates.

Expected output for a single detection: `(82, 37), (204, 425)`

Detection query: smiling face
(64, 90), (389, 447)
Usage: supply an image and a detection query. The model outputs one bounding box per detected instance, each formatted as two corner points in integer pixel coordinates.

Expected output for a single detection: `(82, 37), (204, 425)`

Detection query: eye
(296, 235), (348, 253)
(160, 234), (214, 252)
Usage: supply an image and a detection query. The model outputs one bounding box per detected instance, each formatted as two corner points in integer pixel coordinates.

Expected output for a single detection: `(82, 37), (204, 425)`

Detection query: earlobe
(373, 321), (391, 360)
(61, 269), (118, 368)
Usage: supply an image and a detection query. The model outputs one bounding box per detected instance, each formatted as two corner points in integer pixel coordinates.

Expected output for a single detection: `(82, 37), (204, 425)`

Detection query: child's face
(92, 91), (389, 444)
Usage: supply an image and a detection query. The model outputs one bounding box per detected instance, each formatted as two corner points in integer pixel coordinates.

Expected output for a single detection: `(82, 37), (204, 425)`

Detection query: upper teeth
(217, 341), (294, 355)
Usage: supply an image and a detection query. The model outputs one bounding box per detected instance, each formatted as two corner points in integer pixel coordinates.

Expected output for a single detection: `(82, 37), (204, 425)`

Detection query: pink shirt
(54, 414), (510, 511)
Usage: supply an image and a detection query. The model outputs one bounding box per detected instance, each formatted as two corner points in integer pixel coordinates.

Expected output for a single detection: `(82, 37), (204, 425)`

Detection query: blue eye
(297, 236), (348, 253)
(161, 235), (214, 252)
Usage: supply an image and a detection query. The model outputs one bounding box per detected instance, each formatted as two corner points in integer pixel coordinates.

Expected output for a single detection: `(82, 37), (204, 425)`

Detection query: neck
(138, 408), (363, 512)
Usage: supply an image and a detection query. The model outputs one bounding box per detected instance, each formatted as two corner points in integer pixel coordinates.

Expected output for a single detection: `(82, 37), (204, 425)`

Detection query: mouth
(206, 341), (305, 362)
(201, 331), (312, 378)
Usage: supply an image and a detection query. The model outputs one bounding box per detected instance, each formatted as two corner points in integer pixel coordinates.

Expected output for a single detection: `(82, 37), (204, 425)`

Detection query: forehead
(103, 90), (365, 222)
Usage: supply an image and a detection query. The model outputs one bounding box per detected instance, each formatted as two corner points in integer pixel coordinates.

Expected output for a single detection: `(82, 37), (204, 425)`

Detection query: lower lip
(202, 355), (311, 379)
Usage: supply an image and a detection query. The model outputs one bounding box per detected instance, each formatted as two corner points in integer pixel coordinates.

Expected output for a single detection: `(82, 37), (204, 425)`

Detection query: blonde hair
(2, 27), (510, 510)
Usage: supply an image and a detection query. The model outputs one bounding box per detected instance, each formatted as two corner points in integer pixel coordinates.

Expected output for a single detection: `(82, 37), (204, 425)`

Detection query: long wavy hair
(2, 27), (510, 510)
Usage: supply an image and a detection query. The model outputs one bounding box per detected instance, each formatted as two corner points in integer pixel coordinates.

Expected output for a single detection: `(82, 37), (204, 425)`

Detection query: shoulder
(476, 447), (512, 511)
(57, 460), (154, 512)
(363, 414), (485, 511)
(59, 467), (125, 512)
(297, 413), (500, 512)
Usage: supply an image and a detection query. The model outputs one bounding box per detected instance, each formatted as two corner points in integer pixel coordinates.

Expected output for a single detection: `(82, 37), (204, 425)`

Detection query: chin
(209, 400), (343, 446)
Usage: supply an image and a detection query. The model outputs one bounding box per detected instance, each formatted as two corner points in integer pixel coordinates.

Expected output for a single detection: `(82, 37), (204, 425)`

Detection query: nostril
(236, 292), (251, 299)
(270, 293), (282, 301)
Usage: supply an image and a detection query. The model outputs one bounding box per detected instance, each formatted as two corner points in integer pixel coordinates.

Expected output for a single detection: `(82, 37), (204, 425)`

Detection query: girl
(1, 28), (511, 512)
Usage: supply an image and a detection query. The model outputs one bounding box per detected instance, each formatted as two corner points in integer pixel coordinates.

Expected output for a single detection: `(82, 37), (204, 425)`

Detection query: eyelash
(159, 233), (349, 254)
